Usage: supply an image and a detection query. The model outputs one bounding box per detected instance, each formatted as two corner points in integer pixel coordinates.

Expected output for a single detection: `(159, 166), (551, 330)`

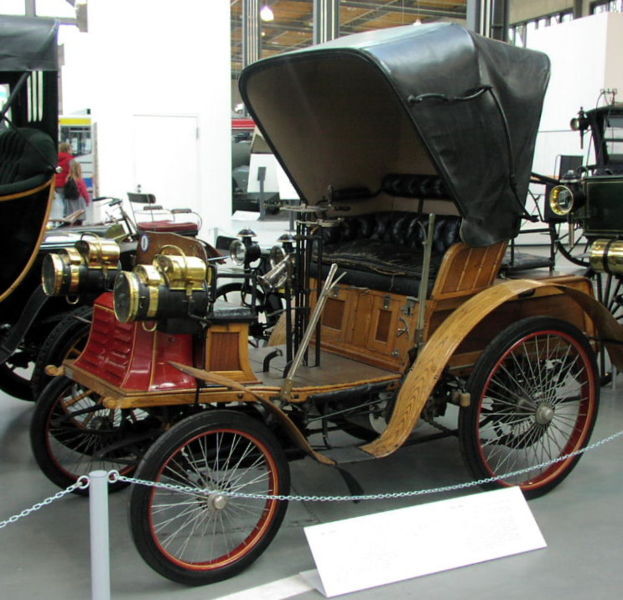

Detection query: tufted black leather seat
(0, 127), (56, 196)
(315, 212), (461, 295)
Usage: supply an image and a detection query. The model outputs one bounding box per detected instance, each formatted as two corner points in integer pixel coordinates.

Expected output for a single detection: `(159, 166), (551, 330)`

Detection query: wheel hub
(208, 493), (229, 511)
(535, 404), (555, 425)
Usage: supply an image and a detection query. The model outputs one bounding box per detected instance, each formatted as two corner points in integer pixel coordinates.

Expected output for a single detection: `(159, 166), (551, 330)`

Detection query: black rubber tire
(31, 305), (92, 399)
(129, 410), (290, 586)
(30, 376), (146, 495)
(459, 317), (599, 499)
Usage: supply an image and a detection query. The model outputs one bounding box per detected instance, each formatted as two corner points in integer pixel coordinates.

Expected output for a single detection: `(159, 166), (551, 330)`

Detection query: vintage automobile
(29, 23), (623, 586)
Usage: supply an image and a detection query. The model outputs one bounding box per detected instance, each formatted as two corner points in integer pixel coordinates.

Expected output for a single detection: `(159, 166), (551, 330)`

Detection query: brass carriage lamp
(113, 251), (211, 323)
(41, 238), (121, 297)
(548, 184), (575, 216)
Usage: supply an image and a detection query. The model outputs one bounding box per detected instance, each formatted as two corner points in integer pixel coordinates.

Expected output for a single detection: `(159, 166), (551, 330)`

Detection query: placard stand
(302, 486), (547, 598)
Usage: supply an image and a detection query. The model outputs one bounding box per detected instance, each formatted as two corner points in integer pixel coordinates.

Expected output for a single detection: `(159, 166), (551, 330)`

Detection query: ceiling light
(260, 5), (274, 22)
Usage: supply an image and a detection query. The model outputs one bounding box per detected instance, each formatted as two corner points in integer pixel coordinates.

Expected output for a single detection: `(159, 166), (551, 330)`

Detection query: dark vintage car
(0, 15), (61, 398)
(27, 22), (623, 587)
(546, 103), (623, 320)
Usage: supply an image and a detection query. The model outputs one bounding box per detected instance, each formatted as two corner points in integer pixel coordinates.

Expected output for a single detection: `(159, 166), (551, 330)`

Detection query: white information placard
(303, 486), (546, 597)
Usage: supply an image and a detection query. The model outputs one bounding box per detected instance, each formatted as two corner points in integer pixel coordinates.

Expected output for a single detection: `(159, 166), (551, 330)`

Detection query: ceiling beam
(340, 1), (465, 18)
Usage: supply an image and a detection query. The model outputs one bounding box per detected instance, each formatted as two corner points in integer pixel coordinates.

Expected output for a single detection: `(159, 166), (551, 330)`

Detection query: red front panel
(73, 293), (196, 392)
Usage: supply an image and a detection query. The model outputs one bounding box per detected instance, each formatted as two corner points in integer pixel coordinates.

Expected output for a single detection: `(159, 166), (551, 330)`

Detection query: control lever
(279, 263), (344, 400)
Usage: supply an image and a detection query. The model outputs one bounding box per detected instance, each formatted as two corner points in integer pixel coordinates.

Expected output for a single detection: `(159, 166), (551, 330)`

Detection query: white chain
(116, 429), (623, 503)
(1, 429), (621, 531)
(0, 476), (90, 529)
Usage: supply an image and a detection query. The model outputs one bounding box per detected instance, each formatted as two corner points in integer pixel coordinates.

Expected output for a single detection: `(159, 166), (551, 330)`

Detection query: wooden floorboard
(249, 345), (397, 387)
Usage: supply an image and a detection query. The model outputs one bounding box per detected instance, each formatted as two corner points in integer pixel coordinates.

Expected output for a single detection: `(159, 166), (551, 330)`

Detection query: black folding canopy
(239, 23), (550, 246)
(0, 14), (58, 72)
(0, 15), (58, 304)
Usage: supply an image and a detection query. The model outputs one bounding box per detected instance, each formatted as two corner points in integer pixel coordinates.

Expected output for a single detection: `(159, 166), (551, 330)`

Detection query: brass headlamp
(113, 250), (211, 323)
(548, 185), (575, 217)
(42, 238), (121, 296)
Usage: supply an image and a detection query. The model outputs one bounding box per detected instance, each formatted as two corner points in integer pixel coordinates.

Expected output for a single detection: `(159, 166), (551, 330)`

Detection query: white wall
(84, 0), (231, 239)
(59, 27), (94, 115)
(529, 12), (623, 176)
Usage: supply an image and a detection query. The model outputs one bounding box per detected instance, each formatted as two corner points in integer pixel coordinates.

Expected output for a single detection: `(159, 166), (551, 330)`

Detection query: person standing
(54, 141), (74, 218)
(64, 159), (91, 224)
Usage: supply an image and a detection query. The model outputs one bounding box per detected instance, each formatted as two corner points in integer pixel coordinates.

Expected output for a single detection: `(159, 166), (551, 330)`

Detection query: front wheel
(459, 317), (599, 499)
(129, 410), (290, 586)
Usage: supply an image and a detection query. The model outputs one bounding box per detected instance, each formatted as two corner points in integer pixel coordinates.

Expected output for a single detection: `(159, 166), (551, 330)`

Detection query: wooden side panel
(314, 286), (419, 371)
(205, 323), (259, 383)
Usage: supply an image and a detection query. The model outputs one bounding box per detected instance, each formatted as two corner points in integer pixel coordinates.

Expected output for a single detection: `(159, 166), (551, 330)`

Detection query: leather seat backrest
(322, 212), (461, 254)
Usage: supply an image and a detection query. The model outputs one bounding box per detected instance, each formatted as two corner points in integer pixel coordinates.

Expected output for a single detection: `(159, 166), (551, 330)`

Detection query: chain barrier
(1, 429), (622, 530)
(0, 476), (89, 529)
(116, 429), (623, 503)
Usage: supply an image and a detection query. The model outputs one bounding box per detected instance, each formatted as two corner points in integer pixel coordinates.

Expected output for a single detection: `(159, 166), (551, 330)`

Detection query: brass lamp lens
(41, 253), (66, 296)
(549, 185), (574, 216)
(113, 272), (139, 322)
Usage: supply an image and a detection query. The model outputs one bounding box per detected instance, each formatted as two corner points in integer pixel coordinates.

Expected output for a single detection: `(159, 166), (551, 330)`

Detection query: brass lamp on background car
(41, 237), (121, 297)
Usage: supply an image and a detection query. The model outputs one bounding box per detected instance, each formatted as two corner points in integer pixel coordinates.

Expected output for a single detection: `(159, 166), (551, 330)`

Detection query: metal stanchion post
(89, 470), (111, 600)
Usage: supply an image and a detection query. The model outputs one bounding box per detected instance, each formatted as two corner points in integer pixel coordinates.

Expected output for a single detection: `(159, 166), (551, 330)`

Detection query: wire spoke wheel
(550, 221), (591, 267)
(130, 410), (290, 586)
(459, 317), (599, 498)
(30, 376), (152, 495)
(31, 305), (92, 398)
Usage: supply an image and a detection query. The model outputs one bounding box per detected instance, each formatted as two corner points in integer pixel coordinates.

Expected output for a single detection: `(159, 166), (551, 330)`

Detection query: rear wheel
(30, 376), (154, 495)
(459, 317), (599, 498)
(129, 410), (290, 586)
(549, 221), (591, 267)
(31, 305), (92, 398)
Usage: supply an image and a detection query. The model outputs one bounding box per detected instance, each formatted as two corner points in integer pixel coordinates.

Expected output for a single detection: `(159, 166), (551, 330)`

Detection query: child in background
(64, 160), (91, 223)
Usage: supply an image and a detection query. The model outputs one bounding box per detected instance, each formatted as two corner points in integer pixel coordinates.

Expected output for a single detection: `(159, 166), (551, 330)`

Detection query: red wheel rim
(147, 427), (282, 571)
(474, 328), (596, 492)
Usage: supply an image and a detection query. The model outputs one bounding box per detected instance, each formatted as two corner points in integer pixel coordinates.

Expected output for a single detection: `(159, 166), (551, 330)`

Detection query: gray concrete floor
(1, 382), (622, 599)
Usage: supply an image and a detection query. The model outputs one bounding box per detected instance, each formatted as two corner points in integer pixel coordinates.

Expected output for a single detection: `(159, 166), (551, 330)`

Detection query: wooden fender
(361, 279), (623, 459)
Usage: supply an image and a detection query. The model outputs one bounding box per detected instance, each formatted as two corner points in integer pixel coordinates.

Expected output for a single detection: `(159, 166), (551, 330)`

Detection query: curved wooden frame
(361, 279), (623, 458)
